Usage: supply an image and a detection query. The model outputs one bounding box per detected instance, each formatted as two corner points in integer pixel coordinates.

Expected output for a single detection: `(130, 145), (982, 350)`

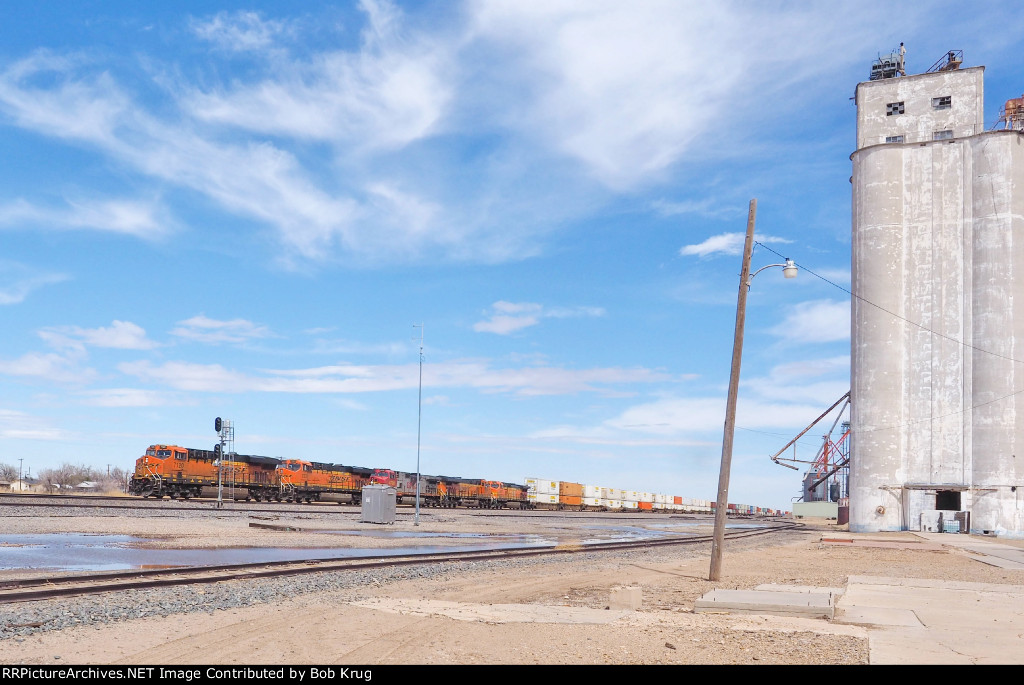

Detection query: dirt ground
(2, 508), (1022, 665)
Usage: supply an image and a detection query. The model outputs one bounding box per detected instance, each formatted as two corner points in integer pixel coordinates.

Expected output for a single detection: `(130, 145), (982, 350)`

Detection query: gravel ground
(1, 498), (1021, 665)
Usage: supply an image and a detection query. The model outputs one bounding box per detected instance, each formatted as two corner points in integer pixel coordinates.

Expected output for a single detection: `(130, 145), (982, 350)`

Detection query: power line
(754, 241), (1024, 433)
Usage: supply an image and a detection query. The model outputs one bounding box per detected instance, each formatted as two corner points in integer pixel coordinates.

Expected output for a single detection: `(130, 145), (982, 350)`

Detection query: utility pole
(708, 199), (797, 581)
(18, 458), (23, 491)
(413, 323), (424, 526)
(709, 199), (757, 582)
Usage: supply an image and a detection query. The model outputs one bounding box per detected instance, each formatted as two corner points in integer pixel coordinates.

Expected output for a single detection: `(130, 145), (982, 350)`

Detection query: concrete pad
(350, 597), (631, 625)
(836, 576), (1024, 664)
(821, 537), (946, 551)
(834, 606), (923, 627)
(694, 589), (834, 619)
(609, 585), (642, 610)
(965, 554), (1024, 570)
(755, 583), (845, 598)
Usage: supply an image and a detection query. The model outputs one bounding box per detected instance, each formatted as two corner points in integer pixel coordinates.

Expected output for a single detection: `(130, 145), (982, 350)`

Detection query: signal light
(214, 443), (222, 456)
(215, 417), (222, 433)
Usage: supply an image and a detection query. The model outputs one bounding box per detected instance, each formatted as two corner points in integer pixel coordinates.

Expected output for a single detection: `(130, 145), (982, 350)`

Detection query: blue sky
(2, 1), (1023, 511)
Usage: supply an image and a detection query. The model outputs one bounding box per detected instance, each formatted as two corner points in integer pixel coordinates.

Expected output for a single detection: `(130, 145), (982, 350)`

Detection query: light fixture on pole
(709, 198), (797, 582)
(413, 323), (424, 526)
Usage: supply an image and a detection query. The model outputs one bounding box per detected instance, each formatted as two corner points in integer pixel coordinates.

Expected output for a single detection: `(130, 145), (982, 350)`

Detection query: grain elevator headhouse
(850, 48), (1024, 537)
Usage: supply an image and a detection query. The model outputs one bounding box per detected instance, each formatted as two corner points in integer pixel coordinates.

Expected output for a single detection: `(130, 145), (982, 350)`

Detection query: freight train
(128, 444), (789, 516)
(129, 445), (530, 508)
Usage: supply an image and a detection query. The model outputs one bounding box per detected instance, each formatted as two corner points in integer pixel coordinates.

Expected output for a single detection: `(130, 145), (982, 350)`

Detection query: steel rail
(0, 523), (802, 604)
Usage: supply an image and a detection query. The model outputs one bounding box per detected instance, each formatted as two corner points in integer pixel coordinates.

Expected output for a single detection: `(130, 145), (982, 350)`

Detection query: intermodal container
(638, 501), (653, 511)
(525, 477), (559, 495)
(559, 481), (583, 498)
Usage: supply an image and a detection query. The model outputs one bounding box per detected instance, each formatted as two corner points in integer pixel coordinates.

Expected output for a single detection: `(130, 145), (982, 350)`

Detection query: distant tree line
(1, 461), (130, 494)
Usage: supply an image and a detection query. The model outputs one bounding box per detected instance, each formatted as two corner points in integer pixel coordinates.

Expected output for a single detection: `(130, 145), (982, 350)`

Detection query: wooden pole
(709, 199), (757, 581)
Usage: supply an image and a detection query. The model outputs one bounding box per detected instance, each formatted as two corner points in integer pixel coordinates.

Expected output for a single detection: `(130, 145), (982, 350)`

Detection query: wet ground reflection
(0, 521), (769, 572)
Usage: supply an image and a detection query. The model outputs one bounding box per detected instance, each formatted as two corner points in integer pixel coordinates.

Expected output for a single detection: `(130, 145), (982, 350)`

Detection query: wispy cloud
(474, 301), (604, 335)
(0, 197), (169, 238)
(0, 261), (68, 305)
(189, 10), (293, 52)
(39, 320), (159, 352)
(78, 388), (190, 408)
(0, 408), (70, 441)
(119, 358), (669, 396)
(0, 351), (96, 384)
(769, 299), (850, 343)
(680, 232), (792, 258)
(170, 315), (273, 345)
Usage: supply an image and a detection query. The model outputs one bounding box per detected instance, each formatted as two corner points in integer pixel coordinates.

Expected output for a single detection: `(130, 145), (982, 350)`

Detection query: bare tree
(0, 463), (17, 482)
(38, 463), (93, 494)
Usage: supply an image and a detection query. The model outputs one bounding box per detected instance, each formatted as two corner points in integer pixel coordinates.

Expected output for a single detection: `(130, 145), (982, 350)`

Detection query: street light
(708, 198), (797, 582)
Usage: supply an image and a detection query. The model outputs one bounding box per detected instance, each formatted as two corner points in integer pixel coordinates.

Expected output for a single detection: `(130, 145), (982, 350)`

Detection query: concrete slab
(914, 533), (1024, 569)
(835, 606), (922, 627)
(821, 537), (946, 551)
(694, 589), (834, 619)
(965, 554), (1024, 570)
(835, 575), (1024, 664)
(755, 583), (844, 598)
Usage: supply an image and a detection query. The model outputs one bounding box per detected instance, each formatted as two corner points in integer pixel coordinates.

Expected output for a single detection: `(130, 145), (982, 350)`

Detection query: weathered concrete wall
(851, 66), (1024, 537)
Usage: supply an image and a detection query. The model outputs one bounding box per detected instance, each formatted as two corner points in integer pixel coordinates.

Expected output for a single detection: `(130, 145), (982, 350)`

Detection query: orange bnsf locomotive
(129, 445), (529, 507)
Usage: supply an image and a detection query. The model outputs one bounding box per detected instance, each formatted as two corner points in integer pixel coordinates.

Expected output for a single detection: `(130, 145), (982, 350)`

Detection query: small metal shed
(360, 484), (397, 524)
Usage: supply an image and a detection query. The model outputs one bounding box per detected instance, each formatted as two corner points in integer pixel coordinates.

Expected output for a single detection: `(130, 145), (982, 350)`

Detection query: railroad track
(0, 522), (802, 604)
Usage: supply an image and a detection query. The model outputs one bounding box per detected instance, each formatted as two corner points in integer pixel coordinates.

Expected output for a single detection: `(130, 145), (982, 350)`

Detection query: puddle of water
(0, 533), (553, 573)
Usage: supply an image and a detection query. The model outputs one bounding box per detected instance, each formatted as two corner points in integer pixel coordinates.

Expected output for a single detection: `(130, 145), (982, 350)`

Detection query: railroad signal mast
(215, 417), (234, 509)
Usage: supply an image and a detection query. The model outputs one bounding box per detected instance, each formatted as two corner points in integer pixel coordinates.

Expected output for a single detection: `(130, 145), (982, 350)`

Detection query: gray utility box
(360, 484), (397, 524)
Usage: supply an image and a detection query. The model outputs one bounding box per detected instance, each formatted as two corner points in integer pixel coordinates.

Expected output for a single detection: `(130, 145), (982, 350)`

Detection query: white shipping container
(623, 490), (640, 502)
(527, 493), (559, 504)
(639, 492), (653, 503)
(653, 502), (666, 510)
(621, 500), (638, 510)
(583, 484), (602, 498)
(582, 496), (603, 508)
(654, 493), (668, 504)
(525, 477), (559, 495)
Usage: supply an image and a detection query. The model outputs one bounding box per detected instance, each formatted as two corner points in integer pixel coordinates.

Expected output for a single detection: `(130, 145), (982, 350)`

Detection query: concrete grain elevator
(850, 50), (1024, 537)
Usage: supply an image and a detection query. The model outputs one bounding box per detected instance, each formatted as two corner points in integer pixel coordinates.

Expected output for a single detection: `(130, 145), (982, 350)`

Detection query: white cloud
(466, 1), (892, 190)
(680, 232), (792, 258)
(604, 396), (835, 436)
(170, 315), (273, 345)
(189, 10), (291, 52)
(0, 408), (70, 441)
(0, 351), (96, 384)
(474, 301), (604, 335)
(185, 1), (452, 150)
(119, 358), (670, 396)
(0, 197), (169, 238)
(0, 261), (68, 305)
(769, 299), (851, 343)
(79, 388), (189, 408)
(39, 320), (158, 352)
(651, 199), (746, 220)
